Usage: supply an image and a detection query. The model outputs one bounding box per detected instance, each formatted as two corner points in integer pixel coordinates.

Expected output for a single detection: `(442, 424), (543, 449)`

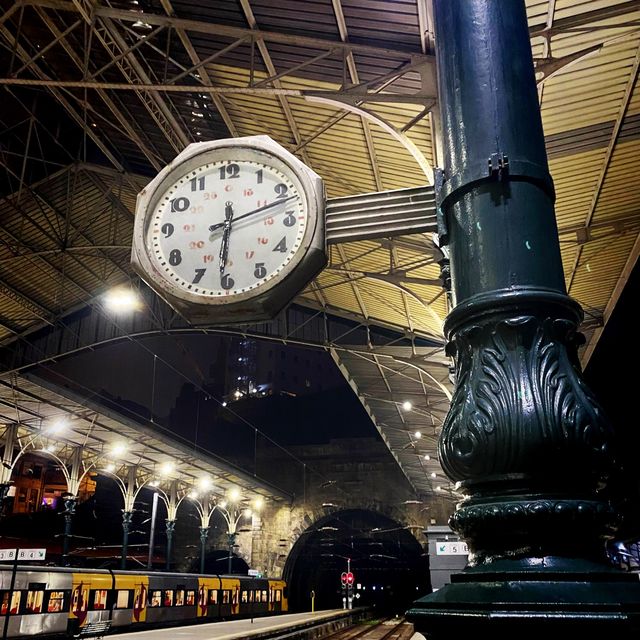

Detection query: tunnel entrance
(284, 509), (430, 614)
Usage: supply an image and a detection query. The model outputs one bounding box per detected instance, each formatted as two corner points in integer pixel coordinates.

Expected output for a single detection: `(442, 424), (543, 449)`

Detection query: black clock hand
(209, 195), (297, 235)
(219, 201), (234, 276)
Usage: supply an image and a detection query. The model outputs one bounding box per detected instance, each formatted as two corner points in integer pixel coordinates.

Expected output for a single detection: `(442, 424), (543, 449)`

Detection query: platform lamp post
(216, 490), (258, 574)
(155, 476), (186, 572)
(187, 477), (220, 574)
(406, 1), (640, 637)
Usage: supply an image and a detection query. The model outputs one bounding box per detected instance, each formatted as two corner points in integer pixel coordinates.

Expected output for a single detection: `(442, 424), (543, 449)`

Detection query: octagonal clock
(131, 135), (326, 324)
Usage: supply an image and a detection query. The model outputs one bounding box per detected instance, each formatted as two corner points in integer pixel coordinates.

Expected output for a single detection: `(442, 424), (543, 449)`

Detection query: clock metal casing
(131, 135), (326, 324)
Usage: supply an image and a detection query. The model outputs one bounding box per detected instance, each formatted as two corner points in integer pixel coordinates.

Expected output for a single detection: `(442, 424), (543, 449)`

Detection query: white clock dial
(148, 159), (307, 298)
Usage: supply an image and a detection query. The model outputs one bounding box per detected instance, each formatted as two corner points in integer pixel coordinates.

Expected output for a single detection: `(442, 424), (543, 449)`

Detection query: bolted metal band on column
(407, 0), (640, 636)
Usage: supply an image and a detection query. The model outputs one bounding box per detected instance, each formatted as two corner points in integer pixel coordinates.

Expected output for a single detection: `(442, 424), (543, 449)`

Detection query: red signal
(340, 572), (347, 586)
(346, 572), (354, 585)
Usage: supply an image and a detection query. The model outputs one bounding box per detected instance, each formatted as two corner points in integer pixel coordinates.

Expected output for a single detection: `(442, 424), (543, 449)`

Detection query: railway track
(320, 617), (413, 640)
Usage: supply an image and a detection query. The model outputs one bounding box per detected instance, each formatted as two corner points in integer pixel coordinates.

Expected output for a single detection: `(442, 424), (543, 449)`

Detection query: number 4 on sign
(17, 548), (47, 561)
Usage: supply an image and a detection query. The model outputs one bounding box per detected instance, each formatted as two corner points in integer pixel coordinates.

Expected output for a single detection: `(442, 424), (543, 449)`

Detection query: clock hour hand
(219, 201), (234, 276)
(209, 195), (298, 235)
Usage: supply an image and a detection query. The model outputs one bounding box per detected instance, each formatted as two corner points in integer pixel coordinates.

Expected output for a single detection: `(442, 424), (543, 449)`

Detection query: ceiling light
(402, 401), (412, 411)
(431, 472), (437, 478)
(424, 454), (430, 460)
(48, 417), (67, 434)
(111, 442), (127, 458)
(189, 491), (199, 500)
(414, 431), (422, 439)
(198, 476), (212, 491)
(105, 463), (116, 473)
(243, 508), (252, 518)
(228, 487), (240, 502)
(104, 287), (140, 312)
(160, 462), (174, 476)
(435, 485), (442, 491)
(253, 497), (264, 511)
(219, 500), (227, 509)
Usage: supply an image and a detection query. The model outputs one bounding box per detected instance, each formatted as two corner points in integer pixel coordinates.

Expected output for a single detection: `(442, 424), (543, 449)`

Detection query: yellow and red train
(0, 565), (287, 637)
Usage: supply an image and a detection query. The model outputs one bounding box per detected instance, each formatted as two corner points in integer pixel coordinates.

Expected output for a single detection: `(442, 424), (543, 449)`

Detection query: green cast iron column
(406, 1), (640, 637)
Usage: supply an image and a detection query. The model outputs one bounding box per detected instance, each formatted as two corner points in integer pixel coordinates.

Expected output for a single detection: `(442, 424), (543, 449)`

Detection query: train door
(197, 577), (219, 619)
(69, 575), (89, 634)
(219, 577), (240, 617)
(112, 573), (149, 627)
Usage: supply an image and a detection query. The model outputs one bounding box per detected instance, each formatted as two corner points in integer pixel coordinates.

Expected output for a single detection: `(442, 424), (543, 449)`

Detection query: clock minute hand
(219, 201), (234, 276)
(209, 195), (297, 235)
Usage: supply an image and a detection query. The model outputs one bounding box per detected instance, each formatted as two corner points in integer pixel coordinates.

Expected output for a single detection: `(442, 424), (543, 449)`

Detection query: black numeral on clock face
(193, 268), (206, 284)
(161, 223), (174, 237)
(254, 263), (267, 279)
(283, 212), (296, 227)
(170, 197), (190, 212)
(274, 183), (288, 198)
(221, 274), (235, 290)
(273, 237), (287, 253)
(169, 249), (182, 266)
(219, 164), (240, 180)
(190, 176), (205, 191)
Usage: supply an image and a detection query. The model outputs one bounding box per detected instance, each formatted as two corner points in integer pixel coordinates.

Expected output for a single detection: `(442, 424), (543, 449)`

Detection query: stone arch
(282, 507), (429, 613)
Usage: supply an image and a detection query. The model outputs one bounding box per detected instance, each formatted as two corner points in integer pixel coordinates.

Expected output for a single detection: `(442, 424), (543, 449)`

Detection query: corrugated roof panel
(593, 139), (640, 222)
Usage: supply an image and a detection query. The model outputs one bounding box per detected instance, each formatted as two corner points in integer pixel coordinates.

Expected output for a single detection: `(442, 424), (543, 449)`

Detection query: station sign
(0, 548), (46, 562)
(435, 541), (468, 556)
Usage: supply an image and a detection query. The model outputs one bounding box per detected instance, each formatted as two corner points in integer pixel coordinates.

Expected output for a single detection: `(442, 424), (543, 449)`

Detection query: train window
(71, 587), (87, 614)
(163, 590), (174, 607)
(93, 590), (108, 610)
(0, 591), (21, 615)
(25, 585), (44, 614)
(47, 591), (65, 613)
(233, 589), (238, 605)
(248, 590), (254, 603)
(208, 590), (218, 605)
(261, 590), (268, 603)
(254, 590), (261, 602)
(115, 590), (130, 609)
(186, 590), (195, 606)
(241, 591), (248, 603)
(149, 591), (162, 607)
(222, 590), (230, 604)
(175, 590), (185, 606)
(275, 590), (282, 602)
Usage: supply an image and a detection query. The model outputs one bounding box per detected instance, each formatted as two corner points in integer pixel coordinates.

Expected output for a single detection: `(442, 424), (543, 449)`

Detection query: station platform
(113, 609), (359, 640)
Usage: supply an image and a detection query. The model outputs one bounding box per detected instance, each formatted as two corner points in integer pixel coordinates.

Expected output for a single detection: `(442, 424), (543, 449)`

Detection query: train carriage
(145, 572), (199, 627)
(0, 565), (287, 638)
(1, 566), (73, 637)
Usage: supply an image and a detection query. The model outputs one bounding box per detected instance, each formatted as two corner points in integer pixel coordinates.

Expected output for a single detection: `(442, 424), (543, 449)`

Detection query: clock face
(147, 157), (307, 298)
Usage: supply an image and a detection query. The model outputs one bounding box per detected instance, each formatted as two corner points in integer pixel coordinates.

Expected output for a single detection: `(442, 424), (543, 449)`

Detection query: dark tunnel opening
(283, 509), (431, 615)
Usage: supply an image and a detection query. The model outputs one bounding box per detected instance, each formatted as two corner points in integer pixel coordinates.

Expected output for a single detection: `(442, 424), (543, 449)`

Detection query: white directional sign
(435, 541), (468, 556)
(0, 549), (16, 561)
(17, 548), (47, 561)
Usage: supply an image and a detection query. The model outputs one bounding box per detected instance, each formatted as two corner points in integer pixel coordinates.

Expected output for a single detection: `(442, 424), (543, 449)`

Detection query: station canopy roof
(0, 0), (638, 502)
